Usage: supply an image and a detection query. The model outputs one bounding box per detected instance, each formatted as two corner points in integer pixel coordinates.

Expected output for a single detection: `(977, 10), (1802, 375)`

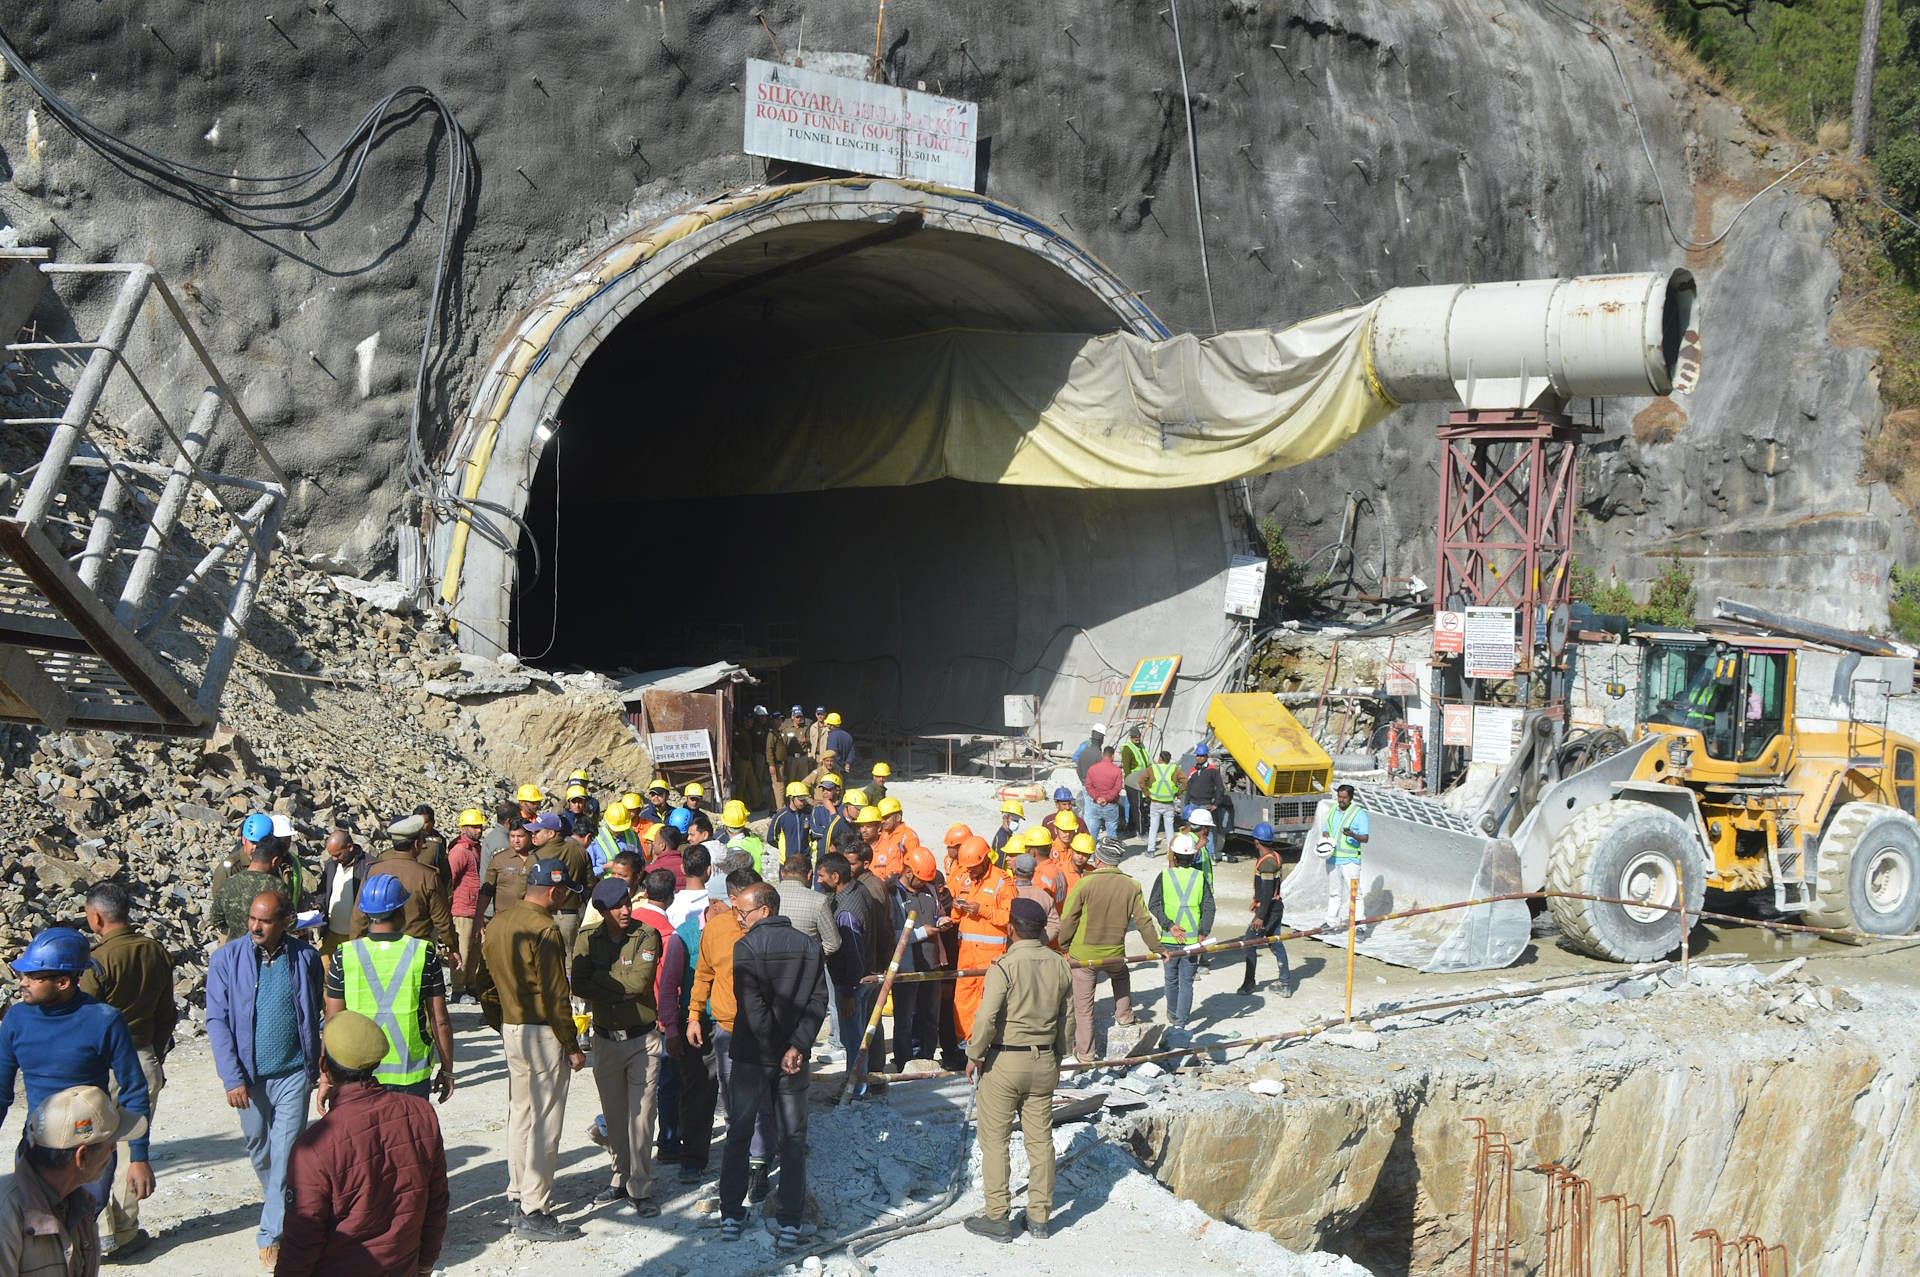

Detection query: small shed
(616, 662), (756, 799)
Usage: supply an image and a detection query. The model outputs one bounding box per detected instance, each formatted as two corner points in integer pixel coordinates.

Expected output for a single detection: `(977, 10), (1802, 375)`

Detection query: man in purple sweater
(0, 926), (155, 1220)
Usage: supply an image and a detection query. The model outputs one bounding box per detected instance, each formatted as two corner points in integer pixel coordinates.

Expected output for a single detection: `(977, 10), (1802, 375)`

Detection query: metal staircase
(0, 253), (285, 736)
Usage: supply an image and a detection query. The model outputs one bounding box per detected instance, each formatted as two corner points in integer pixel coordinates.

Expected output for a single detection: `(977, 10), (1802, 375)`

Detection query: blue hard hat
(241, 812), (274, 843)
(1194, 743), (1209, 757)
(1252, 822), (1275, 843)
(10, 927), (95, 976)
(667, 807), (693, 833)
(1052, 786), (1072, 802)
(357, 874), (412, 916)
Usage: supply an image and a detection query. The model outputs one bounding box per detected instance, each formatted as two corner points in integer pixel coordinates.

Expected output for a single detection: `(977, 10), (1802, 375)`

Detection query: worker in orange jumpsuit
(855, 805), (891, 883)
(1026, 827), (1069, 908)
(941, 824), (973, 883)
(873, 797), (921, 881)
(948, 835), (1015, 1044)
(1062, 831), (1096, 900)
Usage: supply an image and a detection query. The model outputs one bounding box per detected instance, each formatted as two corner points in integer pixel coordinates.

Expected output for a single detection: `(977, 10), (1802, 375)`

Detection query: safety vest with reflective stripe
(1324, 804), (1365, 864)
(1147, 762), (1181, 804)
(343, 936), (433, 1086)
(731, 834), (770, 878)
(1158, 866), (1205, 944)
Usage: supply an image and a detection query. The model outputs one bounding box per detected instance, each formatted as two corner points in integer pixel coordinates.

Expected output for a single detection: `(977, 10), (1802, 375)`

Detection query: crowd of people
(0, 709), (1357, 1272)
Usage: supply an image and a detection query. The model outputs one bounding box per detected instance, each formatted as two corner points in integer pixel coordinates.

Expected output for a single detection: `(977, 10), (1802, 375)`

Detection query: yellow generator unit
(1206, 693), (1333, 841)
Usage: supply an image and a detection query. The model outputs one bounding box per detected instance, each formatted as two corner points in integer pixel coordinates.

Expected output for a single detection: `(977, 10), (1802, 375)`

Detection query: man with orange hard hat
(890, 847), (954, 1071)
(941, 824), (974, 884)
(947, 836), (1015, 1046)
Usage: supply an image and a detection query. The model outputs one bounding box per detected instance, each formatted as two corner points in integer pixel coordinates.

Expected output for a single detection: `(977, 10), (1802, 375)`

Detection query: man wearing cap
(79, 882), (175, 1258)
(563, 786), (595, 839)
(412, 805), (450, 890)
(326, 877), (455, 1104)
(0, 927), (155, 1227)
(1058, 841), (1165, 1062)
(964, 897), (1073, 1242)
(479, 858), (587, 1240)
(211, 821), (295, 942)
(1149, 836), (1216, 1038)
(1007, 854), (1062, 947)
(1241, 822), (1292, 997)
(1072, 723), (1106, 788)
(316, 830), (371, 972)
(806, 707), (830, 765)
(0, 1086), (145, 1277)
(277, 1011), (449, 1277)
(573, 877), (664, 1216)
(948, 836), (1014, 1047)
(523, 812), (591, 956)
(205, 891), (322, 1267)
(720, 801), (770, 878)
(349, 816), (458, 968)
(447, 811), (486, 998)
(475, 818), (534, 957)
(1321, 784), (1370, 931)
(1183, 807), (1220, 891)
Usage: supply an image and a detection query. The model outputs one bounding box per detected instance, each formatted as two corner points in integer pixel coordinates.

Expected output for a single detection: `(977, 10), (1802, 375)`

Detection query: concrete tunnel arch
(432, 177), (1243, 738)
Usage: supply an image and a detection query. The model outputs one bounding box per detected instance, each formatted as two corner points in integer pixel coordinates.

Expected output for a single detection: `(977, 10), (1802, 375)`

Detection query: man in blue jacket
(205, 888), (323, 1269)
(0, 926), (154, 1218)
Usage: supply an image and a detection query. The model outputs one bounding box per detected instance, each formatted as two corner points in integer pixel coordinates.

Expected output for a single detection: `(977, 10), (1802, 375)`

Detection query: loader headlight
(1666, 737), (1692, 768)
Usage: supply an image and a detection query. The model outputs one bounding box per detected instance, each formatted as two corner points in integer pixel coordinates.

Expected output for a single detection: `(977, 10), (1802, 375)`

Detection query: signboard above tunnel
(744, 58), (979, 190)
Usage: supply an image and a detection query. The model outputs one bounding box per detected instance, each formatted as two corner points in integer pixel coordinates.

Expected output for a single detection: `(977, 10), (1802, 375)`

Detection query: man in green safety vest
(324, 875), (455, 1105)
(718, 801), (771, 878)
(1147, 835), (1215, 1039)
(1118, 726), (1151, 838)
(1131, 750), (1183, 859)
(1319, 784), (1371, 932)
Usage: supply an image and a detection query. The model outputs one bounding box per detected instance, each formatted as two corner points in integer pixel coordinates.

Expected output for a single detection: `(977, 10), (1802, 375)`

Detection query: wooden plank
(0, 519), (207, 730)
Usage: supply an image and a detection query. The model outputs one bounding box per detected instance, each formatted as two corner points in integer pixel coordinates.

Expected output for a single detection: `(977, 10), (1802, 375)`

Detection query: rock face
(1122, 972), (1919, 1274)
(0, 1), (1909, 622)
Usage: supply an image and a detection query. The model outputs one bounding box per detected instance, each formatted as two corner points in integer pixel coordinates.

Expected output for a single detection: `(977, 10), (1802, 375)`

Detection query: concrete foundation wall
(1, 0), (1910, 622)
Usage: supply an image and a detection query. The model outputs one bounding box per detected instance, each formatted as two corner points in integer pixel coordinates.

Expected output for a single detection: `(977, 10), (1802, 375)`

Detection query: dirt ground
(98, 773), (1920, 1274)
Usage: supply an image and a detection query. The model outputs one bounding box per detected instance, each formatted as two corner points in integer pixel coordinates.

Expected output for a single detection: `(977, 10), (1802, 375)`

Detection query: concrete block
(1321, 1027), (1379, 1052)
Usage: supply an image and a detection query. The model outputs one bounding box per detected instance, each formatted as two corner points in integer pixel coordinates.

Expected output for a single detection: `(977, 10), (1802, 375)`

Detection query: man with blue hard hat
(0, 927), (155, 1221)
(210, 812), (293, 941)
(1240, 822), (1292, 998)
(325, 875), (456, 1105)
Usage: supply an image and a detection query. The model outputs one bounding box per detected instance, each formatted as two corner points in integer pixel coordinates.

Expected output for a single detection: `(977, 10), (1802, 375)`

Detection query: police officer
(963, 897), (1073, 1243)
(1240, 822), (1292, 997)
(348, 815), (459, 964)
(324, 876), (455, 1104)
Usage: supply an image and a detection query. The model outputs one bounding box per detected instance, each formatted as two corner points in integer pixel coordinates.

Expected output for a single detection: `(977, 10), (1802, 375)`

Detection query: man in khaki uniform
(0, 1086), (145, 1277)
(479, 858), (586, 1241)
(964, 898), (1073, 1242)
(526, 812), (591, 955)
(347, 815), (458, 962)
(571, 877), (663, 1216)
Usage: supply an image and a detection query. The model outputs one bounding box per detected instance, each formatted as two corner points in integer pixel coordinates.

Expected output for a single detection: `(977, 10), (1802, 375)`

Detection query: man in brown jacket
(275, 1011), (448, 1277)
(1057, 841), (1164, 1062)
(80, 880), (176, 1259)
(348, 815), (458, 962)
(572, 878), (663, 1215)
(480, 858), (585, 1241)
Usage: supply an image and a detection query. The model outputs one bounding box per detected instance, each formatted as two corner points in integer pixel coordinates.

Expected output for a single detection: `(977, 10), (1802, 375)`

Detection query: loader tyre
(1805, 803), (1920, 937)
(1545, 800), (1706, 963)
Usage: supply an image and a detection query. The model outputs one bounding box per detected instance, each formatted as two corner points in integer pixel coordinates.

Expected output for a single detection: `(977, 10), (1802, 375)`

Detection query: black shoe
(106, 1230), (153, 1262)
(591, 1185), (626, 1206)
(964, 1214), (1016, 1241)
(746, 1162), (772, 1204)
(512, 1211), (581, 1241)
(679, 1161), (708, 1183)
(1028, 1218), (1052, 1240)
(1236, 977), (1255, 995)
(628, 1195), (661, 1218)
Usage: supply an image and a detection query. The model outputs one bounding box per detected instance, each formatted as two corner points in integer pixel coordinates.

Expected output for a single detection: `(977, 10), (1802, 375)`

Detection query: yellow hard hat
(871, 762), (892, 778)
(821, 773), (842, 789)
(457, 808), (487, 828)
(876, 796), (903, 818)
(565, 784), (589, 800)
(1071, 832), (1096, 855)
(604, 804), (632, 833)
(621, 791), (644, 810)
(825, 711), (843, 726)
(647, 779), (669, 794)
(785, 781), (810, 799)
(1023, 826), (1054, 848)
(1055, 811), (1080, 833)
(684, 782), (706, 799)
(855, 805), (885, 825)
(515, 784), (544, 803)
(999, 799), (1026, 818)
(844, 788), (869, 808)
(721, 800), (750, 829)
(568, 768), (589, 784)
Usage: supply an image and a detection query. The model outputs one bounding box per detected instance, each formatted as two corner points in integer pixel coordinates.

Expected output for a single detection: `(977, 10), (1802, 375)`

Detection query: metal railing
(0, 254), (285, 735)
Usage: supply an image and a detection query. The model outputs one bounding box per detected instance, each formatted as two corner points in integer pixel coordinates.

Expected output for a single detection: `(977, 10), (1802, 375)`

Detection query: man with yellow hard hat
(823, 711), (855, 775)
(990, 799), (1025, 862)
(719, 801), (770, 878)
(769, 783), (814, 866)
(637, 781), (673, 830)
(448, 809), (488, 998)
(681, 781), (708, 818)
(515, 784), (545, 825)
(591, 801), (640, 878)
(867, 761), (892, 807)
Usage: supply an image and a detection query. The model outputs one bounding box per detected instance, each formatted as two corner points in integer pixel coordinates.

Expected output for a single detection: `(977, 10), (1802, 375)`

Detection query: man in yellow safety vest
(1132, 750), (1183, 858)
(324, 875), (455, 1106)
(1147, 836), (1214, 1039)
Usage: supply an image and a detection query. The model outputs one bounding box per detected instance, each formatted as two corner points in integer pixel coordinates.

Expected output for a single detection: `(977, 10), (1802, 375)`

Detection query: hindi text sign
(744, 59), (978, 189)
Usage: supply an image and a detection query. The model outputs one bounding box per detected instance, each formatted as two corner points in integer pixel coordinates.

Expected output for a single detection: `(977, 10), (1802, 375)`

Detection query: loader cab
(1636, 631), (1793, 772)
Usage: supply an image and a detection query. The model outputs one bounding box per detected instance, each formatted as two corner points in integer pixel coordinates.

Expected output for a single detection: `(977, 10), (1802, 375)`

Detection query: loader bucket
(1280, 785), (1532, 973)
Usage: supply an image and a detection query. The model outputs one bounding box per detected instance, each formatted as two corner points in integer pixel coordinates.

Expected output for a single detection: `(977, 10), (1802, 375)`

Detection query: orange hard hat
(957, 835), (992, 868)
(944, 822), (973, 849)
(904, 846), (938, 882)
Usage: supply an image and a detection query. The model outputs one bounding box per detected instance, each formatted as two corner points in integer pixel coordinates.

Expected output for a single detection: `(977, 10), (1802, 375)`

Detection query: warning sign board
(1442, 704), (1473, 746)
(648, 729), (713, 764)
(1385, 661), (1420, 697)
(1464, 607), (1517, 679)
(1471, 706), (1523, 764)
(1125, 656), (1181, 698)
(1433, 609), (1465, 656)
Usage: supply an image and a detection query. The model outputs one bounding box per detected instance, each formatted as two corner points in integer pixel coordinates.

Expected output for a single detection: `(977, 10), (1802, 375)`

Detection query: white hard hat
(1090, 723), (1105, 735)
(1169, 833), (1199, 858)
(1187, 808), (1215, 828)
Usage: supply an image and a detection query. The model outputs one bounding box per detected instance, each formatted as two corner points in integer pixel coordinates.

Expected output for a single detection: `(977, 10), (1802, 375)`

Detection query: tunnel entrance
(475, 181), (1239, 735)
